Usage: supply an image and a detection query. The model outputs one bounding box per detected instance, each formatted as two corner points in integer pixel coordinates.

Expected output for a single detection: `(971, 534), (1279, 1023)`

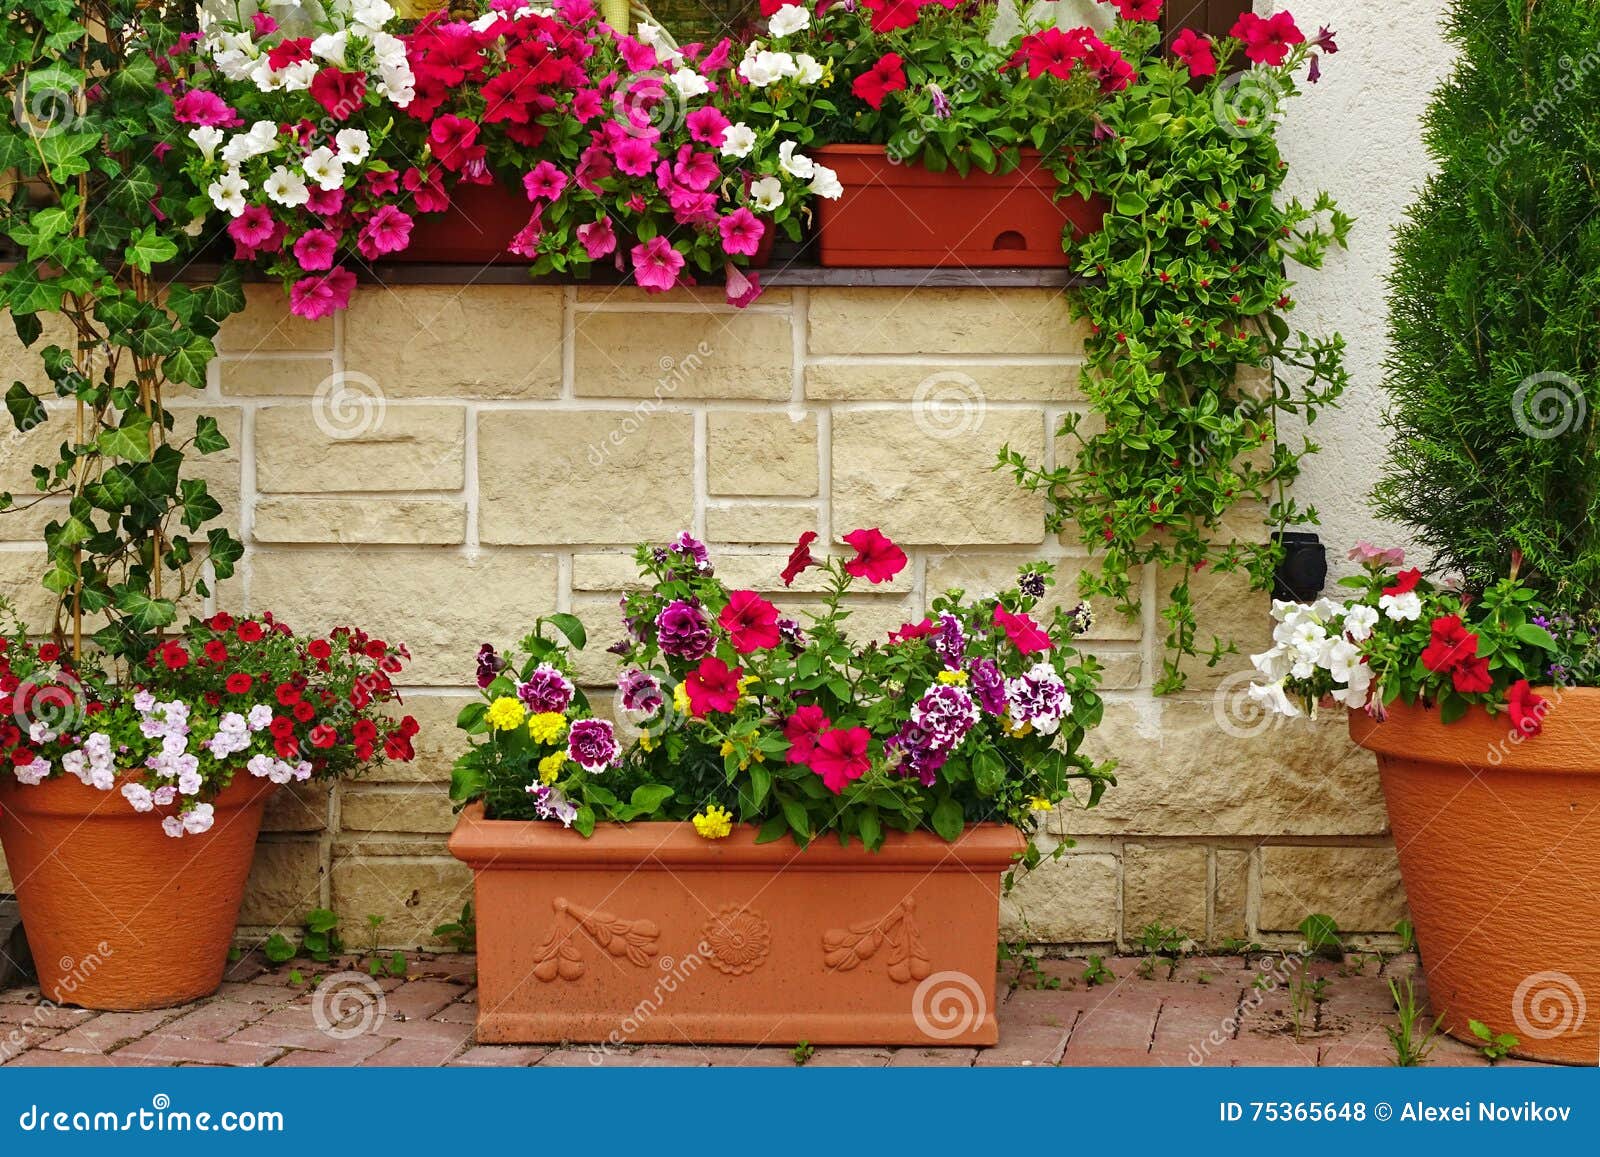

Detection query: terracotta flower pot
(449, 803), (1024, 1046)
(812, 143), (1104, 268)
(397, 182), (777, 272)
(1351, 688), (1600, 1065)
(0, 773), (277, 1011)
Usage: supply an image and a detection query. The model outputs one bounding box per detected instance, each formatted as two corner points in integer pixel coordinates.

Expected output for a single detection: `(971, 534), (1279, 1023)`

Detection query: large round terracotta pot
(1351, 688), (1600, 1065)
(0, 772), (276, 1010)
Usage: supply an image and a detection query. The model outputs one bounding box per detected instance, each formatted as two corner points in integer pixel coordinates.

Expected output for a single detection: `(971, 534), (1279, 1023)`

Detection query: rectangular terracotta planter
(449, 803), (1024, 1047)
(812, 143), (1104, 268)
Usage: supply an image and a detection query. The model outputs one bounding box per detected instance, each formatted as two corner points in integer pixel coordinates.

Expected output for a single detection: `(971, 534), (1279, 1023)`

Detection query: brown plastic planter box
(812, 143), (1104, 268)
(449, 803), (1023, 1046)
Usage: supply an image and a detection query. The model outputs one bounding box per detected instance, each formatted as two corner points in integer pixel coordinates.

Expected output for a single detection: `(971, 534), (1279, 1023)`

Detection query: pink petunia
(402, 167), (449, 214)
(576, 216), (616, 260)
(171, 89), (237, 127)
(356, 205), (414, 259)
(508, 209), (543, 258)
(724, 263), (762, 308)
(718, 208), (765, 257)
(289, 267), (357, 321)
(673, 146), (720, 192)
(1170, 28), (1216, 77)
(570, 89), (603, 123)
(630, 236), (685, 293)
(305, 186), (345, 217)
(227, 205), (277, 251)
(613, 136), (659, 177)
(293, 228), (340, 272)
(617, 37), (658, 73)
(687, 106), (730, 147)
(522, 161), (568, 201)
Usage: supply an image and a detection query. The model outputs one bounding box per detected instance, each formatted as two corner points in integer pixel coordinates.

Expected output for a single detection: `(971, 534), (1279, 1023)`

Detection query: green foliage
(1393, 918), (1416, 955)
(1080, 955), (1113, 987)
(1469, 1018), (1519, 1063)
(264, 909), (345, 967)
(1298, 912), (1343, 960)
(0, 1), (243, 664)
(1387, 973), (1443, 1067)
(1377, 0), (1600, 607)
(433, 901), (477, 954)
(790, 1041), (815, 1066)
(1002, 23), (1349, 691)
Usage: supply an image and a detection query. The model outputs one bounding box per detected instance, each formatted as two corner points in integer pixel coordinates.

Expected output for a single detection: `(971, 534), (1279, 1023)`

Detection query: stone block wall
(0, 281), (1405, 951)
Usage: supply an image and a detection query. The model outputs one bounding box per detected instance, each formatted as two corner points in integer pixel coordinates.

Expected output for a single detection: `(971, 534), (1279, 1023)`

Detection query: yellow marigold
(1029, 796), (1053, 812)
(692, 805), (733, 840)
(937, 669), (969, 686)
(486, 697), (526, 732)
(639, 734), (658, 753)
(720, 738), (736, 757)
(538, 752), (567, 784)
(672, 682), (691, 717)
(527, 712), (567, 744)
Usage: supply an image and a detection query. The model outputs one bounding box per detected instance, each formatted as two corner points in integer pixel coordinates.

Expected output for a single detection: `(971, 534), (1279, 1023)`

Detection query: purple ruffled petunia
(966, 657), (1007, 715)
(655, 599), (713, 660)
(619, 668), (664, 715)
(567, 718), (621, 772)
(517, 664), (574, 714)
(934, 613), (966, 668)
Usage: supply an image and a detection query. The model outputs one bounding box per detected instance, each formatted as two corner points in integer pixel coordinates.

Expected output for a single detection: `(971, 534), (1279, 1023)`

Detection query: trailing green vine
(1000, 17), (1350, 692)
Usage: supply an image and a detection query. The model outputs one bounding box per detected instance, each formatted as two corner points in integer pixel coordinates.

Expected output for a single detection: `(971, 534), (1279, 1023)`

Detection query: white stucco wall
(1276, 1), (1455, 579)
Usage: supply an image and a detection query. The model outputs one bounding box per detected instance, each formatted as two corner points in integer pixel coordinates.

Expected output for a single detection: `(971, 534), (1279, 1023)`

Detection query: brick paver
(0, 952), (1566, 1068)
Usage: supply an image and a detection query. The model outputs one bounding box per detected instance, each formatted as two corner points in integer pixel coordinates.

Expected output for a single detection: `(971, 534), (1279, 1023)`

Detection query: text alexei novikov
(1400, 1102), (1571, 1123)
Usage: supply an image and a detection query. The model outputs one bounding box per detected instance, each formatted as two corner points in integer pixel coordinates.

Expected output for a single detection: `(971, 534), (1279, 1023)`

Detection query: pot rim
(448, 801), (1025, 871)
(0, 769), (278, 820)
(1349, 684), (1600, 775)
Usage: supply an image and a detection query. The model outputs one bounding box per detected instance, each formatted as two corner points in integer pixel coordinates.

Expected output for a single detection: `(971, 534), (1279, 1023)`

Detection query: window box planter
(812, 144), (1103, 268)
(1351, 691), (1600, 1065)
(0, 773), (276, 1010)
(449, 803), (1023, 1046)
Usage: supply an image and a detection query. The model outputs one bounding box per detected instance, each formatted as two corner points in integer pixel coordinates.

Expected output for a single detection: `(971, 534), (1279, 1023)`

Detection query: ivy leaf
(177, 478), (221, 530)
(95, 413), (153, 462)
(193, 414), (229, 454)
(5, 382), (46, 433)
(163, 333), (215, 389)
(123, 225), (179, 274)
(114, 588), (177, 632)
(206, 528), (245, 580)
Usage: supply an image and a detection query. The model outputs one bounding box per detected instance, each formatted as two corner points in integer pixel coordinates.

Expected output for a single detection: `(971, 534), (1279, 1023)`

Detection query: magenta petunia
(718, 208), (765, 257)
(630, 236), (685, 293)
(227, 204), (277, 251)
(289, 267), (357, 321)
(356, 205), (414, 259)
(293, 229), (340, 272)
(576, 216), (616, 259)
(613, 136), (658, 177)
(522, 161), (568, 201)
(687, 106), (730, 147)
(172, 89), (237, 126)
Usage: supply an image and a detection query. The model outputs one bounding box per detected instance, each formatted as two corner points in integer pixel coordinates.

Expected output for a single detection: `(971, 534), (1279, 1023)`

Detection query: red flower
(1419, 615), (1472, 671)
(1109, 0), (1162, 21)
(1084, 39), (1135, 92)
(994, 605), (1053, 655)
(889, 619), (938, 643)
(225, 673), (254, 695)
(309, 724), (338, 750)
(274, 736), (300, 760)
(1004, 27), (1089, 80)
(429, 114), (485, 172)
(1452, 655), (1493, 695)
(862, 0), (921, 34)
(353, 719), (379, 744)
(270, 716), (295, 738)
(384, 732), (416, 761)
(309, 67), (367, 121)
(810, 726), (871, 794)
(237, 620), (265, 642)
(276, 682), (302, 706)
(781, 531), (819, 587)
(161, 643), (190, 670)
(307, 639), (332, 660)
(208, 612), (235, 631)
(684, 656), (744, 718)
(1508, 679), (1548, 737)
(266, 37), (313, 71)
(1231, 11), (1305, 67)
(852, 53), (907, 110)
(1382, 568), (1422, 597)
(365, 640), (388, 659)
(784, 705), (830, 767)
(1170, 29), (1217, 77)
(719, 590), (782, 653)
(293, 700), (317, 723)
(37, 643), (60, 663)
(842, 527), (907, 584)
(204, 639), (229, 664)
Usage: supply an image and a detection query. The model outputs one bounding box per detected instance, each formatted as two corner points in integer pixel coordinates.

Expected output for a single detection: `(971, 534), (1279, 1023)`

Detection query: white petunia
(208, 169), (249, 216)
(739, 50), (797, 87)
(1250, 644), (1292, 682)
(188, 125), (224, 161)
(302, 146), (346, 192)
(778, 140), (814, 179)
(181, 803), (215, 836)
(1328, 662), (1374, 709)
(794, 53), (824, 85)
(264, 165), (310, 207)
(334, 127), (371, 164)
(1379, 590), (1422, 622)
(122, 783), (155, 812)
(768, 4), (810, 36)
(669, 67), (710, 100)
(311, 30), (349, 66)
(353, 0), (397, 27)
(280, 59), (319, 92)
(808, 163), (842, 200)
(1246, 679), (1301, 719)
(750, 176), (785, 212)
(1343, 603), (1379, 642)
(720, 122), (757, 159)
(220, 120), (278, 167)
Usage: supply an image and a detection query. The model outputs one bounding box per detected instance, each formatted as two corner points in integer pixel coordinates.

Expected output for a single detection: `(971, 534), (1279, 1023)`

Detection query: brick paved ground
(0, 951), (1552, 1068)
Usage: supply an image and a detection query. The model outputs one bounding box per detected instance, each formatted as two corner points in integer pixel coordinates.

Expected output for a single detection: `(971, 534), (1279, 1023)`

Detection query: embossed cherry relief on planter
(450, 807), (1022, 1045)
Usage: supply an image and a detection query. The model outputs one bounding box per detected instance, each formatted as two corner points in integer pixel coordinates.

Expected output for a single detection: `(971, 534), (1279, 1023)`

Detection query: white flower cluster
(247, 751), (313, 785)
(728, 14), (841, 207)
(200, 0), (414, 104)
(1004, 661), (1072, 735)
(61, 733), (116, 791)
(1248, 599), (1380, 717)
